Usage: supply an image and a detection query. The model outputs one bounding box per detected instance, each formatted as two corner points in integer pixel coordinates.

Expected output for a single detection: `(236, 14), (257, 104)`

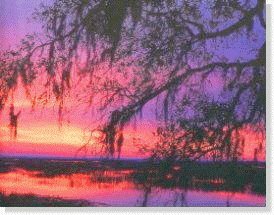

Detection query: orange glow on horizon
(0, 81), (265, 161)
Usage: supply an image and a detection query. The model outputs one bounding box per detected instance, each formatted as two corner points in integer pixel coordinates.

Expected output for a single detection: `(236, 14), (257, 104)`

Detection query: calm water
(0, 168), (265, 207)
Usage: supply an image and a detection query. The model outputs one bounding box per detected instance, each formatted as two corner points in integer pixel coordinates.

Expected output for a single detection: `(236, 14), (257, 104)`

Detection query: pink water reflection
(0, 169), (265, 207)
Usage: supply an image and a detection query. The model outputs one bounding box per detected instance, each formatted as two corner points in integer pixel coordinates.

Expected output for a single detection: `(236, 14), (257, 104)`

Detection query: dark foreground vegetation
(133, 160), (265, 195)
(0, 193), (96, 207)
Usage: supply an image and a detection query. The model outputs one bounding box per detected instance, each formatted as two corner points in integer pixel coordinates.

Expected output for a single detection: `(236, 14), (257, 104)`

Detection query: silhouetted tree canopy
(0, 0), (265, 160)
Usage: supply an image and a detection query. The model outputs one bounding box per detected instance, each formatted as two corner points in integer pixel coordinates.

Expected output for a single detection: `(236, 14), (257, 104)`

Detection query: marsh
(0, 157), (265, 207)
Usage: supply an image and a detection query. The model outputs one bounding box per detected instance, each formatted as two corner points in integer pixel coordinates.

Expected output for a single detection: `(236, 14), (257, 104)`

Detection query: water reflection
(0, 168), (265, 206)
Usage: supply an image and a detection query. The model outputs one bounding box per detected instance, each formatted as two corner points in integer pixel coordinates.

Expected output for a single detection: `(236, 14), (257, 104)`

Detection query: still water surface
(0, 168), (265, 206)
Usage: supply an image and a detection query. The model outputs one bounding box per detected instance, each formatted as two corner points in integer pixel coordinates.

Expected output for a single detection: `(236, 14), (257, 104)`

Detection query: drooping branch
(102, 56), (265, 158)
(194, 0), (265, 41)
(0, 0), (265, 160)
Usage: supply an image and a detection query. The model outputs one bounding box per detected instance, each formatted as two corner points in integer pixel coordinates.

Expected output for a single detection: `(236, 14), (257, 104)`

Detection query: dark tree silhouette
(0, 0), (265, 160)
(9, 104), (21, 140)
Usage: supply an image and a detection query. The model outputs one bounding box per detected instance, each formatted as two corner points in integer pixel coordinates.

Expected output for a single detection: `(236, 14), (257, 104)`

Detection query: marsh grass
(0, 192), (94, 207)
(0, 157), (266, 207)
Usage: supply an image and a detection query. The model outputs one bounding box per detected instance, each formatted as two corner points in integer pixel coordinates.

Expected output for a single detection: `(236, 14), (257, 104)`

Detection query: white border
(0, 1), (273, 214)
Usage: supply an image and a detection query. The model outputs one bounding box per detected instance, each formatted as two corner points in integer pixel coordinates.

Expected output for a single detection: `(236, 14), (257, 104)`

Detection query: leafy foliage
(0, 0), (265, 160)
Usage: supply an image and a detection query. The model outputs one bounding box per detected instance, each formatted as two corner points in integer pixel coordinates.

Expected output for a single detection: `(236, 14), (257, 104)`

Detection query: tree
(0, 0), (265, 160)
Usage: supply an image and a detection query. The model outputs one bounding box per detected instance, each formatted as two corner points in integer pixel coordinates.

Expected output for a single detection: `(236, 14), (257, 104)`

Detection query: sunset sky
(0, 0), (265, 160)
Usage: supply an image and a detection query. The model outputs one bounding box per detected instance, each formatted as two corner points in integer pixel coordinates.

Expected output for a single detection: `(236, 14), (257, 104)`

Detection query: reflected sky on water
(0, 168), (265, 207)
